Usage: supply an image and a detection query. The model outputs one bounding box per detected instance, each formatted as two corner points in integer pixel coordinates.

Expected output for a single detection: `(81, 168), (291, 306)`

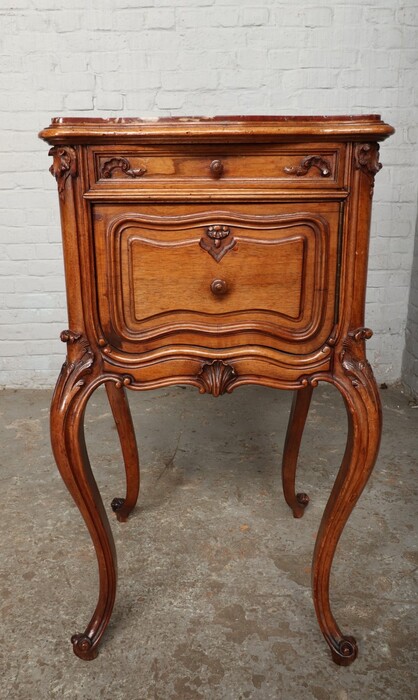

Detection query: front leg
(50, 331), (117, 660)
(105, 381), (140, 522)
(312, 329), (382, 665)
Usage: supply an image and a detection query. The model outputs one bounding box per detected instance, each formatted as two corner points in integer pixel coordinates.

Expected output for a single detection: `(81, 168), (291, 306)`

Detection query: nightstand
(39, 115), (394, 664)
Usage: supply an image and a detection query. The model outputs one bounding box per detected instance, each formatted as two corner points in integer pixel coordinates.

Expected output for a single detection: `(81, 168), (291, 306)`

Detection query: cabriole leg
(282, 385), (313, 518)
(105, 381), (140, 522)
(312, 329), (382, 665)
(50, 332), (117, 660)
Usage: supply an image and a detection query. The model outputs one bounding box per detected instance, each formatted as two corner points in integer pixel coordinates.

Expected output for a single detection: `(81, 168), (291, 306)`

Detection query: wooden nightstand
(39, 115), (394, 664)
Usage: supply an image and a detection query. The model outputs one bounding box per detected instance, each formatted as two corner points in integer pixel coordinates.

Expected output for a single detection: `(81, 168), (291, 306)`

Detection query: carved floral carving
(284, 155), (332, 177)
(57, 330), (94, 408)
(207, 225), (229, 240)
(197, 360), (237, 396)
(354, 143), (382, 177)
(340, 327), (373, 388)
(48, 146), (77, 199)
(354, 143), (382, 194)
(199, 224), (237, 262)
(100, 157), (146, 179)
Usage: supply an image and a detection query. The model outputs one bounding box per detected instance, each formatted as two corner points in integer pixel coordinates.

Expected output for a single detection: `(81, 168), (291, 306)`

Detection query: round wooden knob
(211, 279), (228, 295)
(210, 160), (224, 179)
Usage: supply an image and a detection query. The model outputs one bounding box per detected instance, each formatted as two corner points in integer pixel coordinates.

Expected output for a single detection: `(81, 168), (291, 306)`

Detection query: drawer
(92, 202), (341, 356)
(89, 144), (346, 190)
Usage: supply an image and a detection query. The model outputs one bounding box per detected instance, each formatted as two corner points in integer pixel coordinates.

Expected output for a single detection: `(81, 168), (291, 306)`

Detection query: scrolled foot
(292, 492), (310, 519)
(71, 633), (99, 661)
(330, 636), (358, 666)
(111, 497), (130, 523)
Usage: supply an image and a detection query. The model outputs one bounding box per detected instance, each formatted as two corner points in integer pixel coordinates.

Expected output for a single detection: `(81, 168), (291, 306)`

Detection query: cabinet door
(93, 202), (341, 355)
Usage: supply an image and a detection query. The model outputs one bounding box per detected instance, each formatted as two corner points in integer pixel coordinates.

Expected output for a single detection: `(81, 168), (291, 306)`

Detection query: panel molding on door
(96, 209), (338, 353)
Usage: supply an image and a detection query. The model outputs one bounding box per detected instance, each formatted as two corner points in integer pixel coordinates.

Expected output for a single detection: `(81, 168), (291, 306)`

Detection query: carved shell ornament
(197, 360), (237, 396)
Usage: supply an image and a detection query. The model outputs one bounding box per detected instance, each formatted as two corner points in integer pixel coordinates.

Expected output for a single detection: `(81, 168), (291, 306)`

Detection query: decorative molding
(114, 375), (132, 389)
(340, 327), (373, 388)
(284, 155), (332, 177)
(299, 375), (320, 388)
(326, 334), (338, 347)
(57, 330), (94, 407)
(197, 360), (237, 396)
(100, 157), (146, 179)
(199, 224), (236, 262)
(97, 337), (110, 354)
(48, 146), (77, 200)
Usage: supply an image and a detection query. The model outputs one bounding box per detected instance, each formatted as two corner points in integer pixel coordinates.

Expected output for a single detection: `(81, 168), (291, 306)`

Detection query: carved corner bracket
(48, 146), (77, 200)
(199, 225), (237, 262)
(354, 143), (382, 194)
(100, 157), (146, 179)
(197, 360), (237, 397)
(340, 327), (374, 388)
(284, 155), (332, 177)
(57, 330), (95, 407)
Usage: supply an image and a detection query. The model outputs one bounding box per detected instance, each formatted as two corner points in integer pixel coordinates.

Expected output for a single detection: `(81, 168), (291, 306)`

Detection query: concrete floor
(0, 383), (417, 699)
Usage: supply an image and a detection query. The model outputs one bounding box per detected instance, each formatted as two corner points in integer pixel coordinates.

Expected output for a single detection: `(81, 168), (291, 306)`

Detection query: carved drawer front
(89, 144), (345, 189)
(93, 204), (340, 356)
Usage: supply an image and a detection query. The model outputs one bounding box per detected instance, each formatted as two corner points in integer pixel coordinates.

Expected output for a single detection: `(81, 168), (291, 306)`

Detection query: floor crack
(156, 428), (183, 481)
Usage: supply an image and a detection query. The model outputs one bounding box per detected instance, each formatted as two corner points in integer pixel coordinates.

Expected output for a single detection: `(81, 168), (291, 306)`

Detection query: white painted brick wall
(1, 0), (417, 388)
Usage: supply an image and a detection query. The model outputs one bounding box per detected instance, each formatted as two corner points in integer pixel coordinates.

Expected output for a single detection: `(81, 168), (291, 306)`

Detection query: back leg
(105, 382), (140, 522)
(281, 385), (313, 518)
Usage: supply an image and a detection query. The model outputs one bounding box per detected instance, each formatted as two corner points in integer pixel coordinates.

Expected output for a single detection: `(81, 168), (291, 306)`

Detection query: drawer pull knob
(210, 159), (224, 179)
(211, 279), (228, 295)
(284, 155), (332, 177)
